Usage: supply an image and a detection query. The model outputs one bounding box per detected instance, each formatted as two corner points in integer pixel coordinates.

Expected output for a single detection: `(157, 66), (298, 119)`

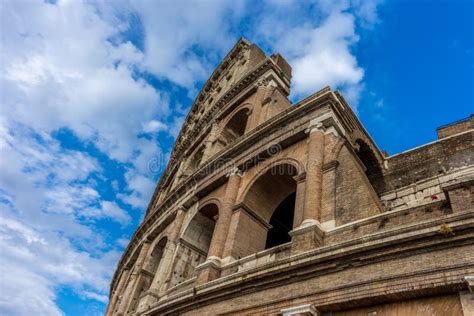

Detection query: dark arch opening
(265, 192), (296, 249)
(188, 146), (204, 171)
(355, 139), (384, 192)
(148, 237), (167, 274)
(241, 163), (298, 255)
(129, 237), (168, 312)
(222, 108), (249, 145)
(171, 203), (218, 286)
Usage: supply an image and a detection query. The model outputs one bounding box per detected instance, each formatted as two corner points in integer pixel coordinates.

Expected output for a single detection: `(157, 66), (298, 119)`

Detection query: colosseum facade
(106, 38), (474, 316)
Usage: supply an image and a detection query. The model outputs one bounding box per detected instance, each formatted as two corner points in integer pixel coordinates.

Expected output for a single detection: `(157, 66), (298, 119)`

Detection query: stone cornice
(177, 238), (208, 257)
(145, 210), (474, 315)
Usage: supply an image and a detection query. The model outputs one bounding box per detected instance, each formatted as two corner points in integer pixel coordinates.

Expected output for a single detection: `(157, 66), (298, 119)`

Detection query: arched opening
(221, 108), (250, 145)
(265, 192), (296, 249)
(128, 237), (167, 313)
(230, 163), (298, 257)
(148, 237), (167, 275)
(170, 204), (218, 286)
(187, 146), (204, 172)
(355, 139), (383, 192)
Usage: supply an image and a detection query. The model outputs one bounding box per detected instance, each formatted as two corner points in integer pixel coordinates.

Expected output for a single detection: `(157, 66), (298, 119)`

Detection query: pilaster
(196, 168), (242, 284)
(291, 121), (326, 254)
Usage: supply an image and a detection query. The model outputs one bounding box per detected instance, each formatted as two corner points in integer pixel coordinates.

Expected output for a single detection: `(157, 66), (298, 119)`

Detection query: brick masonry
(106, 39), (474, 316)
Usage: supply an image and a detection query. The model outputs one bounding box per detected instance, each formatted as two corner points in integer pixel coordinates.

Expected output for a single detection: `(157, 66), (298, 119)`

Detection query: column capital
(226, 167), (243, 178)
(305, 121), (325, 135)
(293, 172), (307, 183)
(281, 304), (320, 316)
(465, 275), (474, 292)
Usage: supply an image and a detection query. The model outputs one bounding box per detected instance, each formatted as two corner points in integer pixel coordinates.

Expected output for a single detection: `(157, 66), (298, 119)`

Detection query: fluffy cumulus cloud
(255, 0), (382, 106)
(0, 0), (381, 314)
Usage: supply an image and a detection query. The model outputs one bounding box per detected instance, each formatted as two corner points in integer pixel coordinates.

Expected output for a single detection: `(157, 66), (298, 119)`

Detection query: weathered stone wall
(335, 145), (382, 226)
(106, 39), (474, 316)
(378, 131), (472, 193)
(437, 114), (473, 139)
(328, 294), (463, 316)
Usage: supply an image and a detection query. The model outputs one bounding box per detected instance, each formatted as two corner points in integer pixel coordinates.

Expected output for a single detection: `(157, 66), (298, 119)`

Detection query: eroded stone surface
(105, 39), (474, 316)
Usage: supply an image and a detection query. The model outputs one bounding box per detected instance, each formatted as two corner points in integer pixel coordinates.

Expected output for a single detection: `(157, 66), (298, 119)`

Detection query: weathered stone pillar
(105, 268), (130, 316)
(136, 207), (187, 313)
(150, 207), (186, 292)
(208, 168), (242, 259)
(116, 242), (151, 315)
(290, 121), (326, 254)
(320, 161), (339, 230)
(292, 173), (307, 229)
(196, 168), (242, 284)
(303, 122), (325, 222)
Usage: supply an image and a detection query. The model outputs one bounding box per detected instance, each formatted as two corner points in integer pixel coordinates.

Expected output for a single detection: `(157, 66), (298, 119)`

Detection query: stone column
(303, 121), (325, 223)
(136, 207), (187, 313)
(155, 207), (186, 293)
(196, 168), (242, 284)
(243, 108), (253, 134)
(290, 121), (326, 255)
(292, 173), (307, 229)
(442, 181), (473, 213)
(105, 268), (130, 316)
(208, 168), (242, 259)
(116, 242), (151, 315)
(320, 161), (339, 230)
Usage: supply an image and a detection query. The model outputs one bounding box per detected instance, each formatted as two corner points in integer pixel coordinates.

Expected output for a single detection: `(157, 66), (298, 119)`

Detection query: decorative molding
(322, 160), (339, 173)
(195, 256), (222, 271)
(227, 167), (243, 178)
(465, 275), (474, 293)
(281, 304), (320, 316)
(305, 121), (325, 134)
(289, 219), (325, 237)
(232, 202), (272, 230)
(177, 238), (208, 257)
(139, 268), (155, 279)
(293, 172), (307, 183)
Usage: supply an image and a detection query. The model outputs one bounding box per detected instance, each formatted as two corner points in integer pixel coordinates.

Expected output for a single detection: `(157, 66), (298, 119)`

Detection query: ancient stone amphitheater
(106, 39), (474, 316)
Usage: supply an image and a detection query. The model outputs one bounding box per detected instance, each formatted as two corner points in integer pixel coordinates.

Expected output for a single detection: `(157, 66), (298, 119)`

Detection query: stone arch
(333, 142), (383, 226)
(198, 198), (222, 213)
(325, 137), (346, 164)
(239, 157), (304, 202)
(187, 145), (205, 172)
(146, 237), (168, 275)
(354, 138), (384, 191)
(219, 104), (253, 145)
(171, 203), (219, 286)
(127, 237), (168, 313)
(227, 162), (300, 258)
(243, 162), (298, 223)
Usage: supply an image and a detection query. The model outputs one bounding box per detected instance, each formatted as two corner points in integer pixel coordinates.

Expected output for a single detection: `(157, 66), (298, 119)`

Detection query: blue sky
(0, 0), (472, 315)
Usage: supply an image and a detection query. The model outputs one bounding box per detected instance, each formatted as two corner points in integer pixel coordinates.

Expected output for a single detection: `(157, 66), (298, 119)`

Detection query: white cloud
(143, 120), (168, 133)
(82, 201), (132, 225)
(291, 11), (363, 96)
(1, 0), (168, 162)
(255, 0), (382, 107)
(131, 0), (245, 88)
